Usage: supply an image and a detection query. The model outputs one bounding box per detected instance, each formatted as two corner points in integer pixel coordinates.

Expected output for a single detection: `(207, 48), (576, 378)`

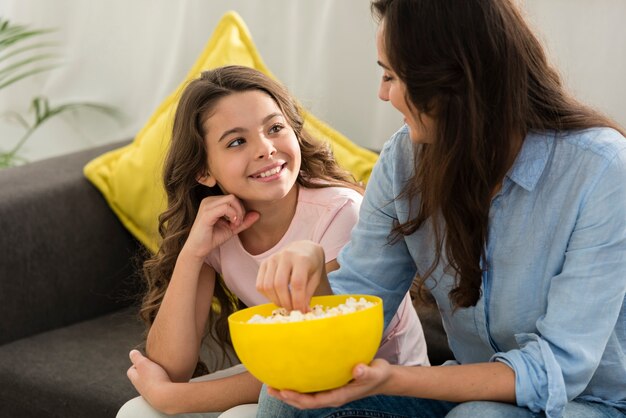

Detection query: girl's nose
(255, 136), (277, 159)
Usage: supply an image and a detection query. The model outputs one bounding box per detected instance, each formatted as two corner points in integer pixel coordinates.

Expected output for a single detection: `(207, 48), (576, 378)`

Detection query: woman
(254, 0), (626, 417)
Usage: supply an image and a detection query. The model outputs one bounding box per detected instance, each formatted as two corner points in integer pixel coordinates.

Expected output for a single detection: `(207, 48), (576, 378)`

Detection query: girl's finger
(290, 261), (313, 312)
(257, 259), (281, 307)
(256, 261), (267, 293)
(256, 261), (271, 300)
(201, 195), (244, 226)
(232, 211), (260, 234)
(273, 257), (294, 311)
(218, 204), (240, 227)
(127, 366), (138, 382)
(129, 349), (142, 365)
(222, 195), (246, 226)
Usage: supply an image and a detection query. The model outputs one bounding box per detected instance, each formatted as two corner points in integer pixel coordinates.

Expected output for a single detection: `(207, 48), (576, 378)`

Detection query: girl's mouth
(250, 163), (286, 179)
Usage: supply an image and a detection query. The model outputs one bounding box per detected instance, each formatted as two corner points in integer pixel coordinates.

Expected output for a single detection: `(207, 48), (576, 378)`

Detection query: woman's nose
(378, 81), (389, 102)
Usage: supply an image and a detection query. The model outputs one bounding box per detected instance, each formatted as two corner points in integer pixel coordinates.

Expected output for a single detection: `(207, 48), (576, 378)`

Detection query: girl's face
(198, 90), (301, 204)
(376, 24), (436, 144)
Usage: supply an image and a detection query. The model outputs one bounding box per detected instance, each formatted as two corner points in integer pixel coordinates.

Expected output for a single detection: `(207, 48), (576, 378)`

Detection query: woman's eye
(227, 138), (246, 148)
(269, 124), (284, 134)
(382, 74), (393, 82)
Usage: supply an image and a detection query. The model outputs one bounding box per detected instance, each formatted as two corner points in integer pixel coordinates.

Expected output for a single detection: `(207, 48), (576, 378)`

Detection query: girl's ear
(197, 171), (217, 188)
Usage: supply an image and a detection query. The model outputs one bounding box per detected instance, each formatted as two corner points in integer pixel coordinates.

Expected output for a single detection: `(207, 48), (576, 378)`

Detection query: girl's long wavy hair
(371, 0), (624, 309)
(139, 65), (360, 374)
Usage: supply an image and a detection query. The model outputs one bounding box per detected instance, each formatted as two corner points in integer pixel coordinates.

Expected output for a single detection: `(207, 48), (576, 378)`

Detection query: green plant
(0, 18), (121, 168)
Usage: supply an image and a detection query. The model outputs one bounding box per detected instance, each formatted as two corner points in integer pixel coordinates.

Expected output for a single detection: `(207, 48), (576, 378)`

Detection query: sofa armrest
(0, 141), (143, 345)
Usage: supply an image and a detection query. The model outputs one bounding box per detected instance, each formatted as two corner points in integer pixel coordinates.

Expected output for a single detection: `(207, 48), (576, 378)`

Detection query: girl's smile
(249, 162), (287, 181)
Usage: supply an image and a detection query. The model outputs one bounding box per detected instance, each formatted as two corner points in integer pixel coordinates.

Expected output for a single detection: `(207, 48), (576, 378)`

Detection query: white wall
(1, 0), (624, 163)
(523, 0), (626, 127)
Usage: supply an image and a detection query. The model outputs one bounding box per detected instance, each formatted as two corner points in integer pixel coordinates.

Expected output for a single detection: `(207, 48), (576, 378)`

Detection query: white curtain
(1, 0), (624, 163)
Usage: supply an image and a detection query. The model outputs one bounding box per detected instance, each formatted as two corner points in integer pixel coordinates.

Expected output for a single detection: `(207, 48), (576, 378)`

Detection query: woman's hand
(126, 350), (174, 411)
(256, 240), (329, 312)
(267, 359), (393, 409)
(184, 194), (260, 260)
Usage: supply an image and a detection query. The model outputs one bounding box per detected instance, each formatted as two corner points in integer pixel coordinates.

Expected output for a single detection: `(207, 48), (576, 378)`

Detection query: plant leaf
(0, 19), (123, 168)
(0, 25), (54, 47)
(0, 42), (58, 65)
(0, 54), (58, 78)
(0, 65), (58, 90)
(0, 19), (57, 88)
(26, 97), (124, 130)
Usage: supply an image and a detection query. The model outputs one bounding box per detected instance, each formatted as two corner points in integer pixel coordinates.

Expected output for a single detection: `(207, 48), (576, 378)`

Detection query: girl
(256, 1), (626, 417)
(118, 65), (428, 417)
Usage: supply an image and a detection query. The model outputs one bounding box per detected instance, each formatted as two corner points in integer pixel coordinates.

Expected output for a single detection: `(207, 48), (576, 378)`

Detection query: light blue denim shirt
(330, 126), (626, 418)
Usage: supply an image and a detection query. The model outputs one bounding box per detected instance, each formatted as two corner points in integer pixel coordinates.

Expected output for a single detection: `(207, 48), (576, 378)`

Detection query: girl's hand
(267, 359), (393, 409)
(184, 194), (260, 260)
(256, 240), (328, 312)
(126, 350), (174, 411)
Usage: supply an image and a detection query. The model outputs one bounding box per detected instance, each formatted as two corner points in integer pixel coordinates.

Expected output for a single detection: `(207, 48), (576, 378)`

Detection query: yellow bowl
(228, 294), (383, 393)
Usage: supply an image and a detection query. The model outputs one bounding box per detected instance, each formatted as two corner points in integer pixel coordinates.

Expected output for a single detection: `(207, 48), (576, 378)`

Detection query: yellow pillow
(84, 11), (378, 253)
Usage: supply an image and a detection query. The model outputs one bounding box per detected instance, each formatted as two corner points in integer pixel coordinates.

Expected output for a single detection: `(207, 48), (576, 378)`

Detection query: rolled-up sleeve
(493, 334), (567, 417)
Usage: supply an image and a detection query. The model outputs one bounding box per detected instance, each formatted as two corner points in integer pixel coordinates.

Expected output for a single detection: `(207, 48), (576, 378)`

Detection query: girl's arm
(269, 359), (515, 410)
(128, 350), (262, 414)
(145, 253), (215, 382)
(147, 194), (260, 382)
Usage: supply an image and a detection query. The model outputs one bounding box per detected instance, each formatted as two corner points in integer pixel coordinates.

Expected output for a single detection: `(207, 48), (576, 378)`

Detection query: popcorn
(247, 297), (375, 324)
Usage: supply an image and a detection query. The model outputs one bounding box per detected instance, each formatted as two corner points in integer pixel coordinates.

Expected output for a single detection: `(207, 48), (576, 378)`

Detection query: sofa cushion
(83, 11), (378, 253)
(0, 308), (143, 418)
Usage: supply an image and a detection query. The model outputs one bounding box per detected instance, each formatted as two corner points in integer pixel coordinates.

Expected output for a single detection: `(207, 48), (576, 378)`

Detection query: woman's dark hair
(139, 65), (360, 375)
(371, 0), (623, 309)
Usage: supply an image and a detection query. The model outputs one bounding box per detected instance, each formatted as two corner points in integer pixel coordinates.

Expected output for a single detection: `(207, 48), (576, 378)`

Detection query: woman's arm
(269, 359), (515, 410)
(389, 362), (515, 403)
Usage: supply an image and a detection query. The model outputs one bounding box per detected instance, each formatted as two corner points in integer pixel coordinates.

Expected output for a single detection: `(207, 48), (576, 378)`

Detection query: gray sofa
(0, 141), (452, 417)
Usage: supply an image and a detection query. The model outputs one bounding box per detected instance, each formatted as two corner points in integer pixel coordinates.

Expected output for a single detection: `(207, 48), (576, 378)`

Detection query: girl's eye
(382, 74), (393, 82)
(268, 124), (284, 134)
(227, 138), (246, 148)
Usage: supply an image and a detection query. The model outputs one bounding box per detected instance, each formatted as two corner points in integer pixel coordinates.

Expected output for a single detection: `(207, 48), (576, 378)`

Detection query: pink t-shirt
(206, 185), (428, 366)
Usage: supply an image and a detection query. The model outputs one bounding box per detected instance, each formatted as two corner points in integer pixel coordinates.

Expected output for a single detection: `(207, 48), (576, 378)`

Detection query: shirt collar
(505, 131), (553, 192)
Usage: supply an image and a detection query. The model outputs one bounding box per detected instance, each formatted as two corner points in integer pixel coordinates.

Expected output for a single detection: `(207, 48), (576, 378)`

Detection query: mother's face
(376, 24), (436, 144)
